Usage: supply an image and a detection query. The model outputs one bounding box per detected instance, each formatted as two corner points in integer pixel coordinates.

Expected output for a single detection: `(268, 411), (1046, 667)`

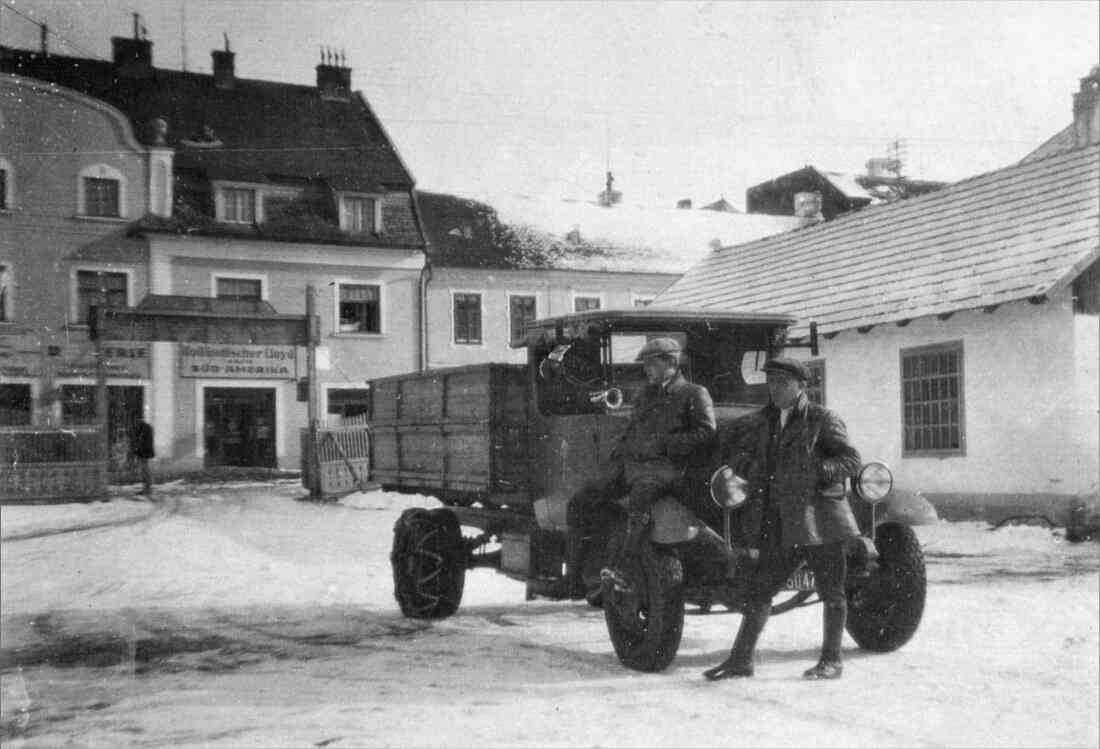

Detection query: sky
(3, 0), (1099, 210)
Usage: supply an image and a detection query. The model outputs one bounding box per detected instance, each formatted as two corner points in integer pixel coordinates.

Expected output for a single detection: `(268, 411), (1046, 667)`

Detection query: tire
(846, 522), (926, 652)
(603, 543), (685, 672)
(391, 508), (467, 619)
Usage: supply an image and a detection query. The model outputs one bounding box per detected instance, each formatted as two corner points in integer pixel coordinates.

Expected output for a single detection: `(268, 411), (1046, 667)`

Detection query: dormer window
(340, 195), (382, 235)
(221, 187), (256, 223)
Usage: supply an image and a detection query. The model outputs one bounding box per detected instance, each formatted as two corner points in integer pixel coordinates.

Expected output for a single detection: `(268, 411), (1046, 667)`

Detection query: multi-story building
(2, 32), (428, 474)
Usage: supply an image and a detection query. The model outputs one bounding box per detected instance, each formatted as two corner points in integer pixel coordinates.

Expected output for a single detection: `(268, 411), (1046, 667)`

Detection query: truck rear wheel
(846, 522), (926, 652)
(391, 508), (467, 619)
(603, 545), (685, 672)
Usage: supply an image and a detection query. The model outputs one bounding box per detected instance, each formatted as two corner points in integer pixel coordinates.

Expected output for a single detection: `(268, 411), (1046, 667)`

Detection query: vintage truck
(374, 308), (937, 671)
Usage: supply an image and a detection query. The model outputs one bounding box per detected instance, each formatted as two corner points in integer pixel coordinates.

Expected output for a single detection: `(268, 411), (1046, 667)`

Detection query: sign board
(178, 343), (298, 380)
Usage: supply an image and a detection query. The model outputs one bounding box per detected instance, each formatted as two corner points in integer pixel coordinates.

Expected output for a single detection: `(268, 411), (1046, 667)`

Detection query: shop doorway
(203, 388), (276, 468)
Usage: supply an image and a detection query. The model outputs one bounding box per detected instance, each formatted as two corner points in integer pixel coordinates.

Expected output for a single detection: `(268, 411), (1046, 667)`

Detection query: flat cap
(635, 337), (682, 361)
(762, 356), (811, 382)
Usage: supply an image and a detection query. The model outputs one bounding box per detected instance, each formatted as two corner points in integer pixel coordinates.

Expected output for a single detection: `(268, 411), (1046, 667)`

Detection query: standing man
(704, 357), (862, 681)
(565, 337), (727, 602)
(131, 418), (155, 497)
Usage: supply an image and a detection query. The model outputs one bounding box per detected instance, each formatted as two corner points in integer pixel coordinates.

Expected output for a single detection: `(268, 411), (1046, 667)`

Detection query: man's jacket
(722, 393), (861, 548)
(613, 373), (717, 472)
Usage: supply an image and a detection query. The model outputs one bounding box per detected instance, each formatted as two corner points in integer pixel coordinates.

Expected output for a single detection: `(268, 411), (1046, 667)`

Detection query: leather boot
(804, 600), (846, 680)
(703, 604), (770, 680)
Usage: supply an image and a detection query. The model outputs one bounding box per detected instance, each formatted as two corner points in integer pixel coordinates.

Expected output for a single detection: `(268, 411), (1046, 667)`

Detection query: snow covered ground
(1, 480), (1097, 748)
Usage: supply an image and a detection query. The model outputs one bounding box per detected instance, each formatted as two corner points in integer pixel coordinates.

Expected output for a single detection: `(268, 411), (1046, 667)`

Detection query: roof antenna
(180, 2), (188, 70)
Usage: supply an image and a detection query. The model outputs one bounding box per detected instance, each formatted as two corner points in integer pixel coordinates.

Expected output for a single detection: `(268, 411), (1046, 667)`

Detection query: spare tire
(846, 522), (926, 652)
(391, 508), (467, 619)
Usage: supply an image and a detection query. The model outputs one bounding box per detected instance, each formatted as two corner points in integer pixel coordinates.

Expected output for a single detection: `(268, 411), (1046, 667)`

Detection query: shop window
(453, 292), (482, 344)
(901, 342), (964, 456)
(75, 269), (128, 324)
(338, 283), (381, 333)
(509, 295), (536, 345)
(574, 295), (601, 312)
(0, 383), (31, 425)
(60, 385), (96, 425)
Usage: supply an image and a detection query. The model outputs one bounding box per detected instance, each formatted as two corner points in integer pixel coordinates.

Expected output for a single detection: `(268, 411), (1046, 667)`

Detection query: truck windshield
(535, 326), (775, 415)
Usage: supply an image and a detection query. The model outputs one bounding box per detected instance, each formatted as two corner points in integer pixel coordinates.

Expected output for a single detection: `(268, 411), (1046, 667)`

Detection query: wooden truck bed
(368, 364), (532, 502)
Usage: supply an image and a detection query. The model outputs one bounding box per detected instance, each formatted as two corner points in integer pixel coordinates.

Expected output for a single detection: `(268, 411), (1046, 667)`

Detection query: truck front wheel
(845, 522), (926, 652)
(603, 544), (685, 672)
(391, 508), (467, 619)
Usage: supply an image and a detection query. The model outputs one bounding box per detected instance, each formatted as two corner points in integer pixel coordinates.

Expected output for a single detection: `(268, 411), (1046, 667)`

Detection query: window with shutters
(901, 342), (964, 456)
(453, 292), (482, 344)
(337, 283), (381, 333)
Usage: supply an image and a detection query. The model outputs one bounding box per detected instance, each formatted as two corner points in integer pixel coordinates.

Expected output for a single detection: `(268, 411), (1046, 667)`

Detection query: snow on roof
(483, 193), (799, 274)
(656, 145), (1100, 338)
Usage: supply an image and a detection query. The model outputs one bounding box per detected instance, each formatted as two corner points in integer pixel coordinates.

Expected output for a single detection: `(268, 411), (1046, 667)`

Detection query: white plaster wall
(793, 291), (1097, 497)
(425, 267), (677, 368)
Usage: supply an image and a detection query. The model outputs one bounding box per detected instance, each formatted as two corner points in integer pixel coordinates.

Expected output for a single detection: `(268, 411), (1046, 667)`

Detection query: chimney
(112, 14), (153, 78)
(212, 34), (235, 89)
(316, 47), (351, 101)
(1073, 65), (1100, 148)
(793, 191), (824, 228)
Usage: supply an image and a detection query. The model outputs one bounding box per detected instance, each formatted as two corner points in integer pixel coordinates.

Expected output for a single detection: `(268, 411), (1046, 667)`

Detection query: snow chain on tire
(391, 508), (467, 619)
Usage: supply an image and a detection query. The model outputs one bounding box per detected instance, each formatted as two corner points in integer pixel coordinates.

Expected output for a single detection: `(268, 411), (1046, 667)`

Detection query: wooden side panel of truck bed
(369, 364), (531, 499)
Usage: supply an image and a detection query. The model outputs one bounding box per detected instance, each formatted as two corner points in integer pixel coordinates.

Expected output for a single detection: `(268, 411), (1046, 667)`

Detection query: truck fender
(651, 497), (701, 545)
(876, 487), (939, 527)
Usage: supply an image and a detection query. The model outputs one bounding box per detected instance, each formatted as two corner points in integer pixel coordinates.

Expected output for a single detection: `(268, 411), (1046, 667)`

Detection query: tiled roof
(1, 48), (414, 191)
(656, 145), (1100, 338)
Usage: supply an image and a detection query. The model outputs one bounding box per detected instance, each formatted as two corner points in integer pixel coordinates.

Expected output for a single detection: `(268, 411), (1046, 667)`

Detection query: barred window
(574, 296), (601, 312)
(82, 177), (120, 217)
(339, 284), (381, 333)
(453, 293), (482, 344)
(76, 270), (127, 324)
(805, 360), (826, 405)
(509, 295), (536, 344)
(901, 342), (964, 455)
(216, 277), (262, 300)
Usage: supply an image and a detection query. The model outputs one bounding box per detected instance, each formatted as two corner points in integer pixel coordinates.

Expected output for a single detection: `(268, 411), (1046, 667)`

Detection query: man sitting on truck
(565, 337), (737, 603)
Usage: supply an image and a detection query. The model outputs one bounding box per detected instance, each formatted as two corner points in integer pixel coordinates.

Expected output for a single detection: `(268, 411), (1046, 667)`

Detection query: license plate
(784, 567), (815, 591)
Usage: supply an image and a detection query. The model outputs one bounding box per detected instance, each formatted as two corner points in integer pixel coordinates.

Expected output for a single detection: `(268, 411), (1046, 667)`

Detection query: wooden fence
(300, 423), (375, 499)
(0, 427), (107, 503)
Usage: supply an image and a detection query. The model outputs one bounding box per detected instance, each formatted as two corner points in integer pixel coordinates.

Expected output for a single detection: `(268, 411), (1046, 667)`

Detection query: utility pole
(305, 284), (321, 499)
